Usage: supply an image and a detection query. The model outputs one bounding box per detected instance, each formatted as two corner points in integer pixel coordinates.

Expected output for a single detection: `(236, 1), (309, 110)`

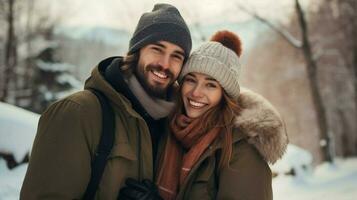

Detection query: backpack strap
(83, 89), (115, 200)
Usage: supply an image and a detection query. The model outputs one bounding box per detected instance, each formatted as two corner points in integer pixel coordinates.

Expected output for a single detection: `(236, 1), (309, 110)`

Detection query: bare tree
(0, 1), (6, 98)
(23, 0), (35, 90)
(337, 0), (357, 154)
(344, 0), (357, 125)
(1, 0), (18, 102)
(238, 0), (333, 162)
(295, 0), (332, 162)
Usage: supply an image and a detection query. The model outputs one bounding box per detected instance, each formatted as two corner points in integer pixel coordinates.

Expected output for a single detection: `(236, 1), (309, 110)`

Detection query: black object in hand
(118, 178), (163, 200)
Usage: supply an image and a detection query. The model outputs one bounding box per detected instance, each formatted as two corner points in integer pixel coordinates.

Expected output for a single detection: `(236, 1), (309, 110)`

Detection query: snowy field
(273, 158), (357, 200)
(1, 102), (357, 200)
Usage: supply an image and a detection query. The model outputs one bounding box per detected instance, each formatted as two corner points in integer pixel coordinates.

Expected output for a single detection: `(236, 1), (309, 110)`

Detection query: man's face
(136, 41), (185, 98)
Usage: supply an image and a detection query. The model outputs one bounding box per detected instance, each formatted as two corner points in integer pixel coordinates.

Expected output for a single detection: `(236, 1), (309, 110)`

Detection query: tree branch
(236, 3), (302, 49)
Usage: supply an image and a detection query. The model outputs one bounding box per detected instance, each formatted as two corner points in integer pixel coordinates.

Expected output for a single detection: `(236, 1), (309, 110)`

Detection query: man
(20, 3), (191, 199)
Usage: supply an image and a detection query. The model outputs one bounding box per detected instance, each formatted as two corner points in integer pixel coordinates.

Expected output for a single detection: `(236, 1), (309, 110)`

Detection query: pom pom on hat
(210, 30), (242, 57)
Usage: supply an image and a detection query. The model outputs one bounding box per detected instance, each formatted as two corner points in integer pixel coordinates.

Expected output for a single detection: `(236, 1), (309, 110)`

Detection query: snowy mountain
(56, 18), (268, 51)
(55, 25), (131, 48)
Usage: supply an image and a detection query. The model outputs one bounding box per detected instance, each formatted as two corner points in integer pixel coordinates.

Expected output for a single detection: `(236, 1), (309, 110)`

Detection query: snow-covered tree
(29, 28), (82, 113)
(0, 0), (81, 113)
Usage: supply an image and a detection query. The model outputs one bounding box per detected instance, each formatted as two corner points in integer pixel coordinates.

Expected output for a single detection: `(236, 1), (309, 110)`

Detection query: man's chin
(135, 72), (171, 98)
(146, 84), (168, 98)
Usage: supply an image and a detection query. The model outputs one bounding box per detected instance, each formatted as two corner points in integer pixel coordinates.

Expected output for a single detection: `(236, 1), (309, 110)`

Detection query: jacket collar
(103, 57), (155, 121)
(193, 87), (288, 165)
(84, 56), (150, 120)
(233, 87), (288, 164)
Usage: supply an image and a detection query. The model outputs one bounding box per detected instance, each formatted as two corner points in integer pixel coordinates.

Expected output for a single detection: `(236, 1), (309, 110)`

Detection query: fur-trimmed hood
(235, 87), (288, 164)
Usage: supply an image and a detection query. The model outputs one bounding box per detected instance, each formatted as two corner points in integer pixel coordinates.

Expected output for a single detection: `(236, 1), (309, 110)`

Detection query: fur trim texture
(235, 88), (288, 164)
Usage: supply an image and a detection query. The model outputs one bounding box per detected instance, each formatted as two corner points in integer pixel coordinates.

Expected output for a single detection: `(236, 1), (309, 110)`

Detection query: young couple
(20, 3), (288, 200)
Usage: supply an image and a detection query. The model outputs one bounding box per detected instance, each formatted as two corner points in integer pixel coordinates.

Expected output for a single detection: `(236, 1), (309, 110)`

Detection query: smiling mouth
(188, 99), (207, 108)
(152, 70), (168, 79)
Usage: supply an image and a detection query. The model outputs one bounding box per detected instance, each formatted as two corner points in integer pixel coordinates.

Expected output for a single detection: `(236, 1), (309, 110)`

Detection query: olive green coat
(21, 60), (154, 199)
(163, 88), (288, 200)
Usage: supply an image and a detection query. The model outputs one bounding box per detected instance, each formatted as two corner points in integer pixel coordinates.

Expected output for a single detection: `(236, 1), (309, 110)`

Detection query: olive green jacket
(163, 88), (288, 200)
(21, 58), (154, 199)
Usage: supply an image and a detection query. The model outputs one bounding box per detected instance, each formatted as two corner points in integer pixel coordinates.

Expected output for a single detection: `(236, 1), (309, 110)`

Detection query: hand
(118, 178), (163, 200)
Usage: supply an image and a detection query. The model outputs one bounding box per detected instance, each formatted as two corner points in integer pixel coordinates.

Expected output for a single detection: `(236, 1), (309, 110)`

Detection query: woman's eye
(207, 83), (217, 88)
(184, 77), (196, 83)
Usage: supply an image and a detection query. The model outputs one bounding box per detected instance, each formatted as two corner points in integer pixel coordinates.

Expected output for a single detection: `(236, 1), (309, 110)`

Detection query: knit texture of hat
(128, 3), (192, 59)
(180, 41), (241, 99)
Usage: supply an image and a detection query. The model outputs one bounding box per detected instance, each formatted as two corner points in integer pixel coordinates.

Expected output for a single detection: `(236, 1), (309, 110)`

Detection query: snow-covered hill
(0, 102), (39, 163)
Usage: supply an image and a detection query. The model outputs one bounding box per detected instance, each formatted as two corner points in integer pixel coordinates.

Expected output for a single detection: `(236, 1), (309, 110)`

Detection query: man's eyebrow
(152, 42), (185, 57)
(152, 42), (165, 48)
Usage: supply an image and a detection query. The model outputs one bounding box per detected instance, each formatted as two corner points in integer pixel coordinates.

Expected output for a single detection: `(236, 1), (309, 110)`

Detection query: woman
(156, 30), (288, 200)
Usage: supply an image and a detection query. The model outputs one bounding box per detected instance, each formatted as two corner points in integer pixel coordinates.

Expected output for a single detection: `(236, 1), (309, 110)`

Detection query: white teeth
(152, 70), (168, 79)
(189, 100), (205, 108)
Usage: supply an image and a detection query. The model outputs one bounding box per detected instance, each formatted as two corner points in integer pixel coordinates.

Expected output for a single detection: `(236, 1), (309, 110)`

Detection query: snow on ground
(0, 159), (27, 200)
(273, 158), (357, 200)
(0, 102), (39, 163)
(270, 145), (357, 200)
(271, 144), (314, 181)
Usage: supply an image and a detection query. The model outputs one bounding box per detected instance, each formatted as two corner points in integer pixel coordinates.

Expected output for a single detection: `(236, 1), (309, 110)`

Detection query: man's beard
(134, 63), (174, 99)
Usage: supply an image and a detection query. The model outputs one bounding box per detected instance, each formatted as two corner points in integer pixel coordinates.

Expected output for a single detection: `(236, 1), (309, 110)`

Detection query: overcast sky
(45, 0), (311, 32)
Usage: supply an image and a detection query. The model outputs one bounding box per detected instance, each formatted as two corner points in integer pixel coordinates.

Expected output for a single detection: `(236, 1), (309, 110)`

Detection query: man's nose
(158, 54), (170, 70)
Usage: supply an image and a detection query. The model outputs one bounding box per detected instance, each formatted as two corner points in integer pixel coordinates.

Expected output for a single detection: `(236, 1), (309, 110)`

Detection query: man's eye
(151, 47), (161, 52)
(173, 54), (184, 61)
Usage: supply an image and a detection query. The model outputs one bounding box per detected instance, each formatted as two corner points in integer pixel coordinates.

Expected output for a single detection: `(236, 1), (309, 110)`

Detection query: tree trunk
(2, 0), (17, 102)
(351, 1), (357, 139)
(337, 108), (353, 156)
(342, 0), (357, 154)
(295, 0), (333, 162)
(24, 0), (34, 89)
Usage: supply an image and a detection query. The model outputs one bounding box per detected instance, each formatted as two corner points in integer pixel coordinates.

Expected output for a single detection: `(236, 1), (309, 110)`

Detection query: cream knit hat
(179, 30), (242, 99)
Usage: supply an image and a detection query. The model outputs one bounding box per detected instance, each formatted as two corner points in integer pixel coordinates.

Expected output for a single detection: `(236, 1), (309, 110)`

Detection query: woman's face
(181, 72), (223, 118)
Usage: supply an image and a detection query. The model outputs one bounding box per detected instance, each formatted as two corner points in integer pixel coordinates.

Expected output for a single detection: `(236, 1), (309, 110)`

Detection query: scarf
(156, 114), (221, 200)
(126, 75), (175, 120)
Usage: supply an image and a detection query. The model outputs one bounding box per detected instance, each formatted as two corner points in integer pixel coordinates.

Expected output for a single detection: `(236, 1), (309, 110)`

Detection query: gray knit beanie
(180, 31), (242, 99)
(128, 3), (192, 59)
